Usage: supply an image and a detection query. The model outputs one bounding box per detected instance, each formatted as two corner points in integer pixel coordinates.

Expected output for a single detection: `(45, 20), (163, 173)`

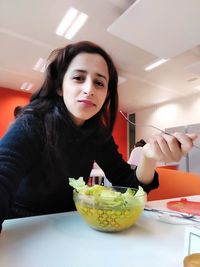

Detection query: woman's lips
(78, 100), (95, 107)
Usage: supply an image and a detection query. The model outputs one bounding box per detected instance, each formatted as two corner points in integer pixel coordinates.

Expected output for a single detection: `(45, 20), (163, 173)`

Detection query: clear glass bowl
(73, 186), (147, 232)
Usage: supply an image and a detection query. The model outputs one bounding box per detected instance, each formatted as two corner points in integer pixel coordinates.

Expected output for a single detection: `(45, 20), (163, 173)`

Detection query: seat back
(147, 167), (200, 201)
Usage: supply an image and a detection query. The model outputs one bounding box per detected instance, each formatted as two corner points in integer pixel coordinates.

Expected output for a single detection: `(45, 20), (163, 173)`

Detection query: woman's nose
(83, 79), (94, 96)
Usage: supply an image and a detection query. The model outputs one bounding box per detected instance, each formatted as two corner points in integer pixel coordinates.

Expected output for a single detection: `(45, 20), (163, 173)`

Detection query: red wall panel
(0, 87), (31, 138)
(113, 112), (128, 161)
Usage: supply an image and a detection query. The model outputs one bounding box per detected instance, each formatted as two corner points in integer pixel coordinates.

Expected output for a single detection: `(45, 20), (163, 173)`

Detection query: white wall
(135, 93), (200, 141)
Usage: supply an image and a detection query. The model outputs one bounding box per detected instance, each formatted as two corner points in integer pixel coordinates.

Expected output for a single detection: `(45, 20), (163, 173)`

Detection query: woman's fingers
(148, 134), (181, 162)
(186, 133), (198, 141)
(143, 132), (198, 162)
(173, 132), (198, 155)
(161, 134), (182, 161)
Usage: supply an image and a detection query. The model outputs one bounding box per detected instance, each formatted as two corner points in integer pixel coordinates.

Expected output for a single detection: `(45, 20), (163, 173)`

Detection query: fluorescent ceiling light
(118, 75), (127, 85)
(20, 82), (33, 91)
(56, 7), (88, 40)
(56, 7), (78, 36)
(145, 58), (169, 71)
(65, 13), (88, 40)
(33, 57), (46, 72)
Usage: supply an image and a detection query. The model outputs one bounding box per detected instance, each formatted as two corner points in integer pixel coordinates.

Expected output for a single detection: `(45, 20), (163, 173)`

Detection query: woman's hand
(142, 132), (198, 163)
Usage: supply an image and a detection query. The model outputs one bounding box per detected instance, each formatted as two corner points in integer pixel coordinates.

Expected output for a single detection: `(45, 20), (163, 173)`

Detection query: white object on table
(184, 226), (200, 256)
(0, 196), (200, 267)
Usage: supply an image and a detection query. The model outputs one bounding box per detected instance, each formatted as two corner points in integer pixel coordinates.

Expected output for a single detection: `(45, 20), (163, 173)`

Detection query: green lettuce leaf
(69, 177), (87, 193)
(69, 177), (145, 209)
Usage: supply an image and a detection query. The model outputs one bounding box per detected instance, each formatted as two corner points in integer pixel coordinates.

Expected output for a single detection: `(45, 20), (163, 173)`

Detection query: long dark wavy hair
(26, 41), (118, 131)
(22, 41), (119, 181)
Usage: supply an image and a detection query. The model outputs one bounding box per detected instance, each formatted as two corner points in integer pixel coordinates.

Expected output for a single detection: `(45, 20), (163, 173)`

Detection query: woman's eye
(73, 76), (85, 81)
(95, 80), (104, 87)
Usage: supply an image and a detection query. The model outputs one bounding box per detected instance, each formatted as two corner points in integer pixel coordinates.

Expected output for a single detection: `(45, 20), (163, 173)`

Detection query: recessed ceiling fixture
(56, 7), (88, 40)
(145, 58), (169, 71)
(20, 82), (33, 91)
(118, 75), (127, 85)
(33, 58), (46, 72)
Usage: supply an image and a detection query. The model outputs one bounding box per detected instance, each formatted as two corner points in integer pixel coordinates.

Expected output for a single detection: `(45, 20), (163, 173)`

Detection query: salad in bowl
(69, 177), (147, 232)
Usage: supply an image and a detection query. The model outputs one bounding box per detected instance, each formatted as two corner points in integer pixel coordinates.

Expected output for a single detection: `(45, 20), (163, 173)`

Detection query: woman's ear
(57, 88), (63, 96)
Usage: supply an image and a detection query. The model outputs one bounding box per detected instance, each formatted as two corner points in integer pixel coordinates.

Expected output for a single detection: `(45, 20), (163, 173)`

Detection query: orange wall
(113, 112), (128, 161)
(0, 87), (31, 138)
(0, 87), (128, 159)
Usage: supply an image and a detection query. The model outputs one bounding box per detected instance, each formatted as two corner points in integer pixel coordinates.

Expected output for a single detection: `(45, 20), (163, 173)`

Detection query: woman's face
(61, 52), (109, 126)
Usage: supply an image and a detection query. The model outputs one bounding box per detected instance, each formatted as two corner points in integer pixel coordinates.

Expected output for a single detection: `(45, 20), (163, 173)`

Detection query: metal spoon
(144, 207), (200, 222)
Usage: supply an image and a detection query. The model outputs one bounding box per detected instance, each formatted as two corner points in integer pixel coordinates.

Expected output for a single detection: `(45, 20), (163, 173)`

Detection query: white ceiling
(0, 0), (200, 113)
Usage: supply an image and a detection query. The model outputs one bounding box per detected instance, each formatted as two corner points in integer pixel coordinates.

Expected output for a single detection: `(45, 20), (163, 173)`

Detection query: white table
(0, 196), (200, 267)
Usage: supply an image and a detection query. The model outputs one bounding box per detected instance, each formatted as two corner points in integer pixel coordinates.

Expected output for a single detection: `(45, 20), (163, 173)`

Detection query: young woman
(0, 41), (197, 228)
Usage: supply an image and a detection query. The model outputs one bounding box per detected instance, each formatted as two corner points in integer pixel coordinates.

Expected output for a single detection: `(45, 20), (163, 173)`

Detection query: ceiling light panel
(118, 75), (127, 85)
(56, 7), (78, 36)
(20, 82), (33, 91)
(65, 12), (88, 40)
(107, 0), (200, 58)
(56, 7), (88, 40)
(33, 58), (46, 72)
(145, 58), (169, 71)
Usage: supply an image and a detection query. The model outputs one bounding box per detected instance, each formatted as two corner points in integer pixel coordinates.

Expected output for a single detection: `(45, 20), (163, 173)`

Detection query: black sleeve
(95, 136), (159, 193)
(0, 114), (44, 225)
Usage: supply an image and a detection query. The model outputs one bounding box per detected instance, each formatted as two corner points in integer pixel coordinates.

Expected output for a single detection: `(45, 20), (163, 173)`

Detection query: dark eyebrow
(96, 73), (107, 82)
(73, 69), (107, 81)
(74, 69), (86, 74)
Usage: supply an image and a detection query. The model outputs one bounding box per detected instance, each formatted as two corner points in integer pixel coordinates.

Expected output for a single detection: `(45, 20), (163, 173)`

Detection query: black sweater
(0, 113), (158, 226)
